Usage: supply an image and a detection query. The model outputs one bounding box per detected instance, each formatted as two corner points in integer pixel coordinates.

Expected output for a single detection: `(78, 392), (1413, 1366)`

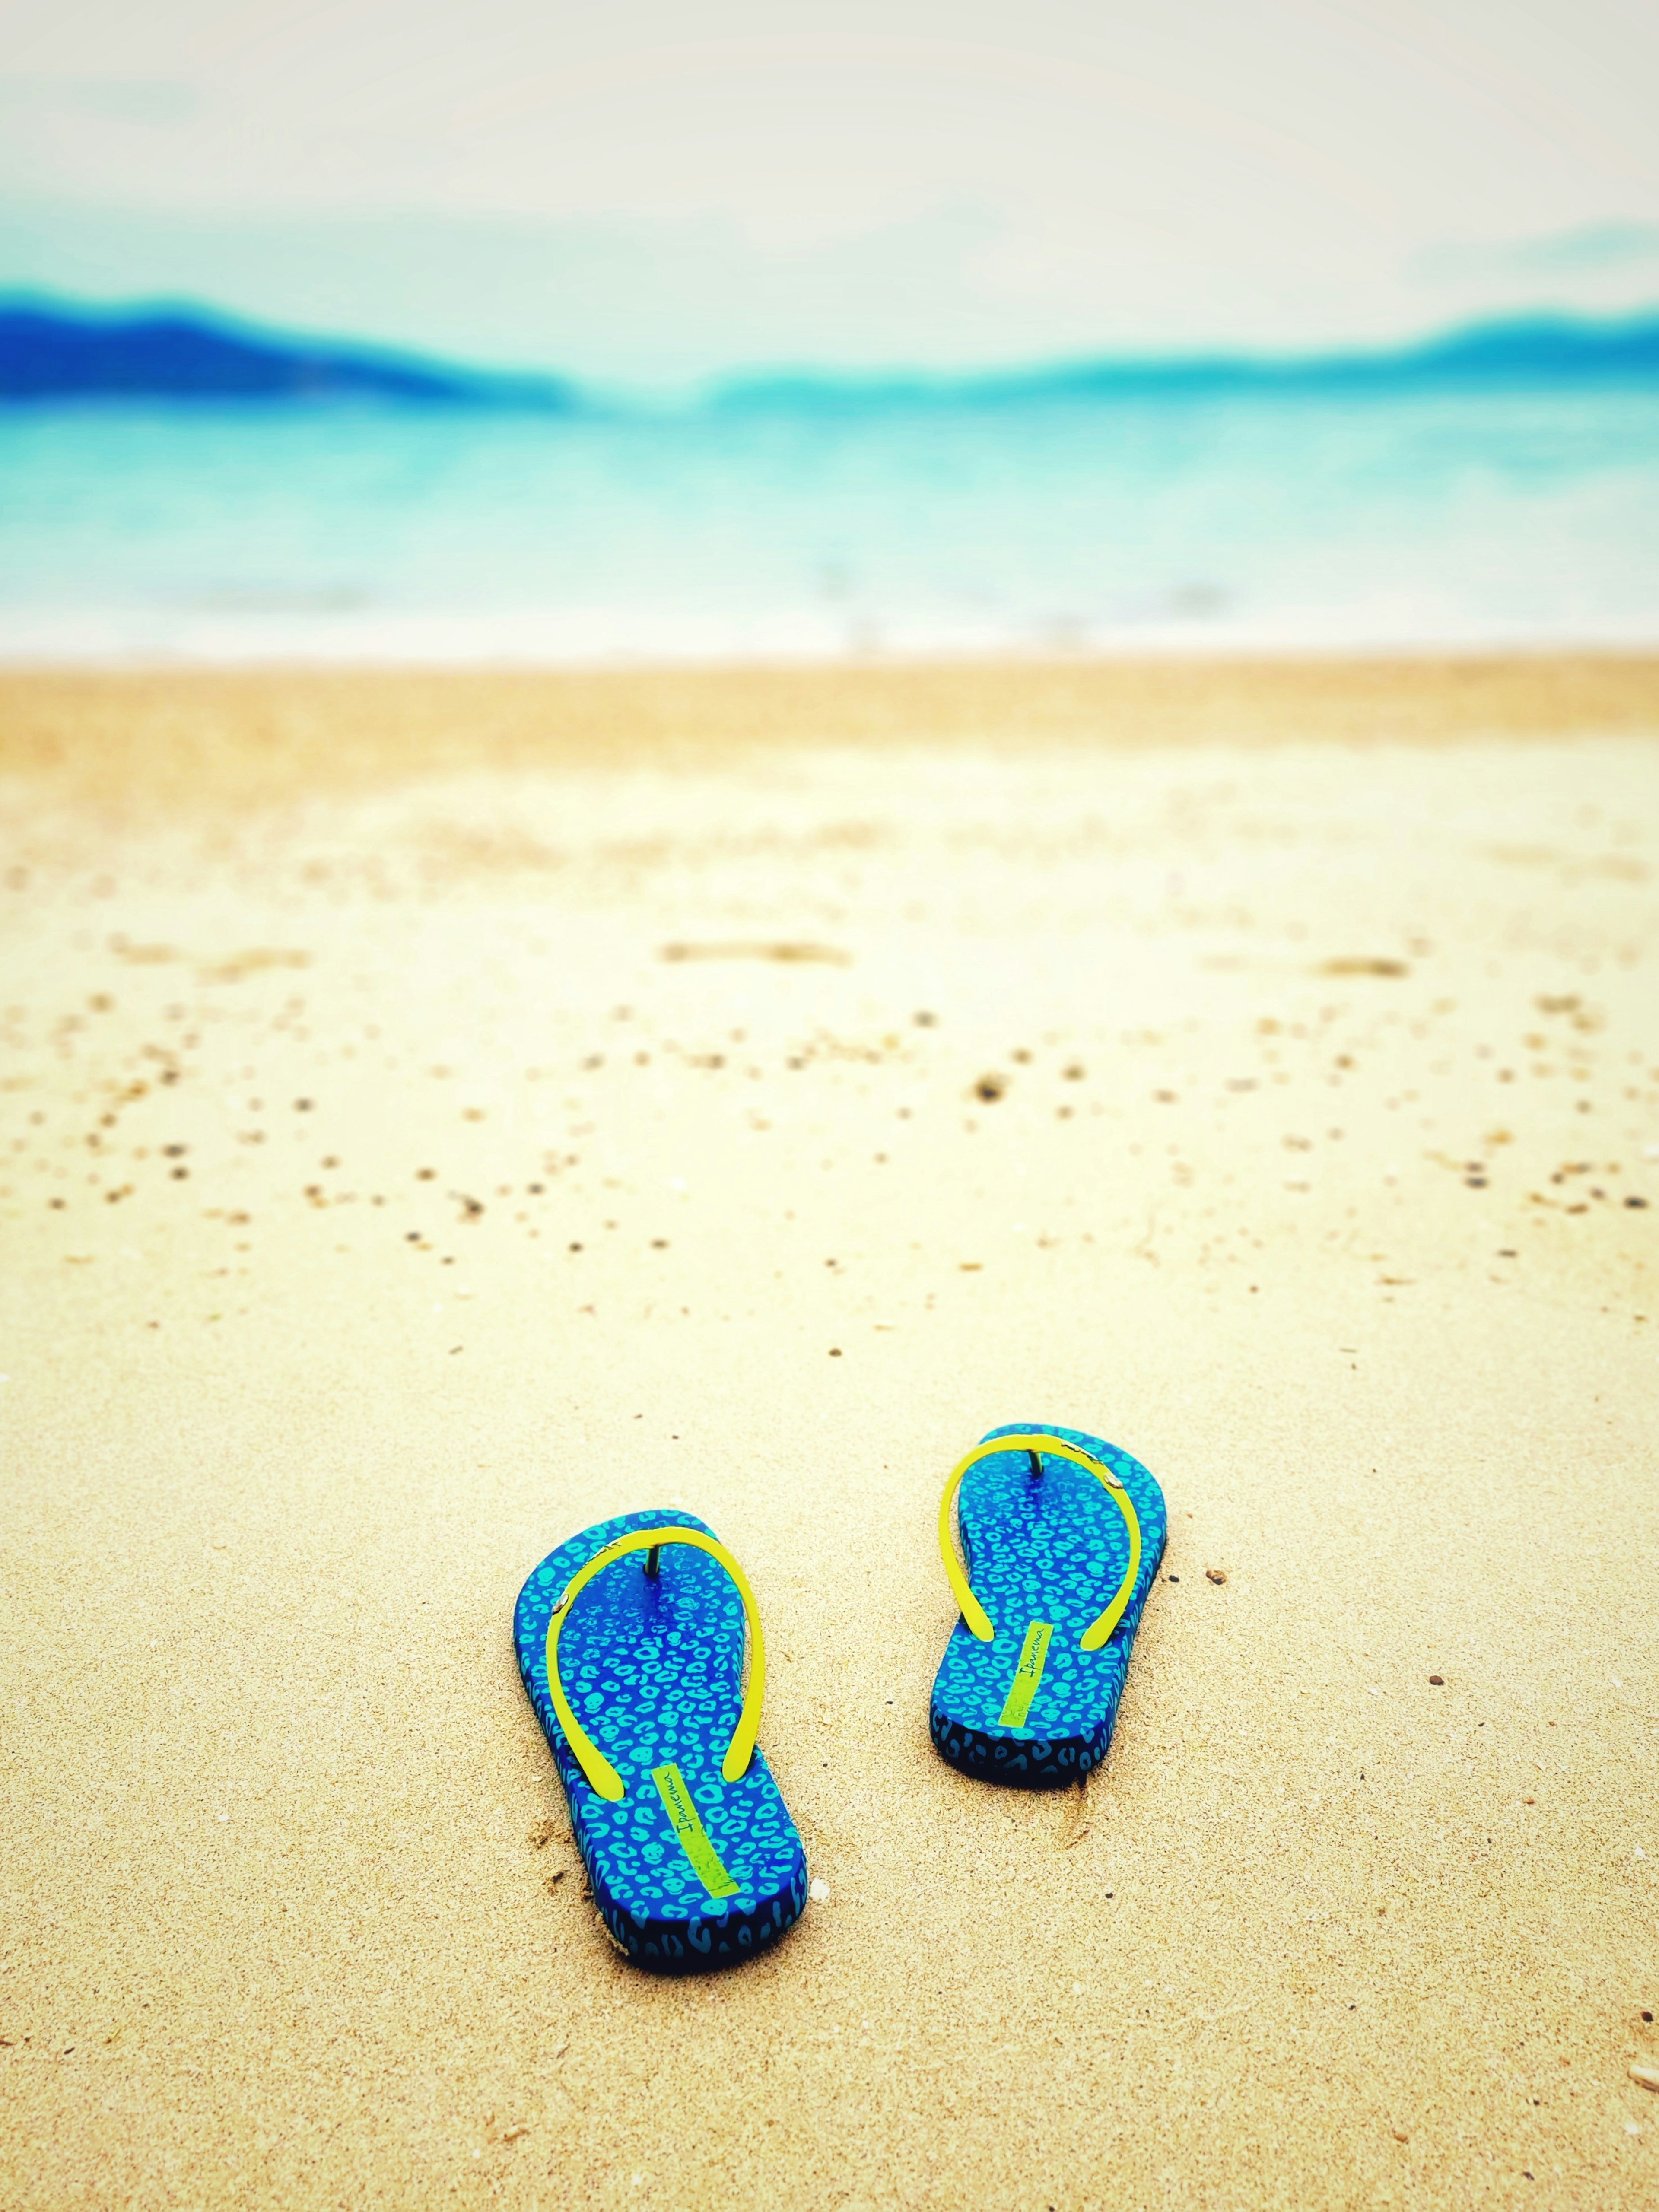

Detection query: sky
(2, 0), (1659, 390)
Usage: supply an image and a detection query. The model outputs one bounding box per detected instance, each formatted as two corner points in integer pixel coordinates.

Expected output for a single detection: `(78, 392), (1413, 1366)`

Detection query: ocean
(3, 381), (1658, 661)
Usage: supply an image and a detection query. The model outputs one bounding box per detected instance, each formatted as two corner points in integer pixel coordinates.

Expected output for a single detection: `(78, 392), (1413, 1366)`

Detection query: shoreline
(3, 651), (1659, 814)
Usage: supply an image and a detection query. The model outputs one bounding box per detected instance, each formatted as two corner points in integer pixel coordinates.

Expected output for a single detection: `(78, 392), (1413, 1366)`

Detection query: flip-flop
(930, 1422), (1167, 1788)
(513, 1507), (807, 1973)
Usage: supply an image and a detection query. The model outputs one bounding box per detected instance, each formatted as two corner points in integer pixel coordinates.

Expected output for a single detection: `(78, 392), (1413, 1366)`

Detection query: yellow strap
(938, 1433), (1142, 1652)
(544, 1527), (766, 1804)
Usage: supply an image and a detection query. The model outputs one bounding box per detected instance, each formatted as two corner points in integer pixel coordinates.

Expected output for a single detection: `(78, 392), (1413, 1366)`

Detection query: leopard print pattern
(514, 1509), (808, 1973)
(930, 1424), (1166, 1788)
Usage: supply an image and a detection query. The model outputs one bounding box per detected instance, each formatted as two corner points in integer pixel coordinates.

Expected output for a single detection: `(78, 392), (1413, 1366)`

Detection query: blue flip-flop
(930, 1422), (1167, 1787)
(513, 1508), (808, 1973)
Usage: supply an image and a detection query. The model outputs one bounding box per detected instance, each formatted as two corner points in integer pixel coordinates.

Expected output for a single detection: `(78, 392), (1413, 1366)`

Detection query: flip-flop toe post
(514, 1509), (807, 1972)
(930, 1423), (1166, 1788)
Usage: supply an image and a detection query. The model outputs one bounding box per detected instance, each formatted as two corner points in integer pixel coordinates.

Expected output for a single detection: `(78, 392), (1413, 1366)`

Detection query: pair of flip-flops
(512, 1420), (1166, 1974)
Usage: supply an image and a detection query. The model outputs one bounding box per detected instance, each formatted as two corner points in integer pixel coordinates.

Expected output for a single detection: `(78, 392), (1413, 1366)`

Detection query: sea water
(2, 383), (1657, 660)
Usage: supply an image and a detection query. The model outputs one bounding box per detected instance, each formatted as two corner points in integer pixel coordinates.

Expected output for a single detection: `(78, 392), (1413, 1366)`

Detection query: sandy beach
(2, 655), (1656, 2210)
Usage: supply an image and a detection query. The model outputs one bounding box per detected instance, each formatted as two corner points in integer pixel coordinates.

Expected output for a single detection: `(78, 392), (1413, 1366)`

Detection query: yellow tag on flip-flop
(652, 1763), (739, 1899)
(998, 1620), (1053, 1727)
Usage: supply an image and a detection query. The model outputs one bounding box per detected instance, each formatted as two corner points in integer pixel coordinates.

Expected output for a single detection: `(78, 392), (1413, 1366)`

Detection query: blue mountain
(711, 311), (1659, 414)
(0, 298), (579, 407)
(3, 295), (1658, 410)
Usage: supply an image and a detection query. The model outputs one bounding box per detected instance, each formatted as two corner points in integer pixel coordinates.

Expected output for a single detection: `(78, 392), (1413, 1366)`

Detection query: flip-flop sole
(930, 1423), (1166, 1788)
(514, 1508), (807, 1972)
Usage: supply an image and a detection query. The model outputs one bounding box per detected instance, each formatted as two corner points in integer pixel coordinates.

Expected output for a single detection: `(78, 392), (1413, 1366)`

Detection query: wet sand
(2, 658), (1656, 2209)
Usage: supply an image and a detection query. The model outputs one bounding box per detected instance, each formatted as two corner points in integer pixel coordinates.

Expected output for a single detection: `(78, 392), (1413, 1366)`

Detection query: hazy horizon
(5, 1), (1656, 663)
(6, 287), (1659, 408)
(3, 0), (1658, 391)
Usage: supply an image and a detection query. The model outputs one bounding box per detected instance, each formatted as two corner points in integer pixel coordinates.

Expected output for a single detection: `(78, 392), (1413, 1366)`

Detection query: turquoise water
(3, 385), (1658, 659)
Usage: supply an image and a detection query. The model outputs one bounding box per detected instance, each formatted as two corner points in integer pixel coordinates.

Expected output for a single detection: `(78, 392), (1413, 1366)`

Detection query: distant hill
(5, 295), (1658, 412)
(0, 299), (580, 408)
(711, 311), (1659, 414)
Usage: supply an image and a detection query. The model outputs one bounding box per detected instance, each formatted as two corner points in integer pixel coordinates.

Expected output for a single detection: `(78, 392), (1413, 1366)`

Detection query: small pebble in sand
(1428, 1675), (1444, 1686)
(1392, 2130), (1409, 2144)
(1205, 1568), (1227, 1585)
(809, 1878), (830, 1903)
(1630, 2062), (1659, 2091)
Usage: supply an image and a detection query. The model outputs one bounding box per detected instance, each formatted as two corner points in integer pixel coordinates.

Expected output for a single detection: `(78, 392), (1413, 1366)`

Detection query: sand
(1, 657), (1656, 2210)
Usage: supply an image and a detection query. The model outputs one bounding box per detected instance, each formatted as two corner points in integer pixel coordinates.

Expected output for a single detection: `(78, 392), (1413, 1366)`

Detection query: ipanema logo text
(997, 1620), (1052, 1728)
(651, 1763), (739, 1899)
